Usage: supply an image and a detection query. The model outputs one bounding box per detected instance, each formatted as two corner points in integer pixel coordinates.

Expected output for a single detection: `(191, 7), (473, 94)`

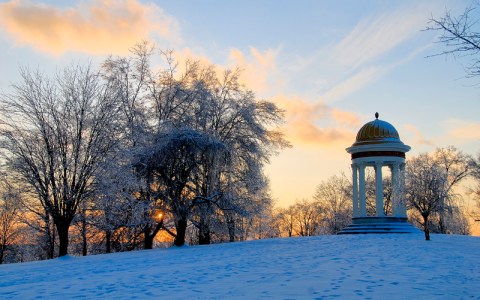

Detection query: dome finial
(375, 112), (379, 119)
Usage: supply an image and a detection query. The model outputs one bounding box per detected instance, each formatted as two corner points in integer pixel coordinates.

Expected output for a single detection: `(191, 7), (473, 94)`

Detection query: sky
(0, 0), (479, 209)
(1, 234), (479, 298)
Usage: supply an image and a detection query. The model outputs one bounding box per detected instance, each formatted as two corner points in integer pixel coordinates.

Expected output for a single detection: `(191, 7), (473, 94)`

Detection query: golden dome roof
(352, 112), (402, 146)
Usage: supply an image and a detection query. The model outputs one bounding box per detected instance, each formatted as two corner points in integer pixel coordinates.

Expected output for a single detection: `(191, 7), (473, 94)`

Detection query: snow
(1, 234), (479, 299)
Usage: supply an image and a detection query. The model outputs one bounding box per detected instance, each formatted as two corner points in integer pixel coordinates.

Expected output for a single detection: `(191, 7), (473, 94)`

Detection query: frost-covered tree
(313, 174), (352, 234)
(406, 147), (471, 240)
(243, 203), (280, 240)
(101, 42), (288, 247)
(0, 65), (121, 256)
(132, 127), (228, 247)
(406, 154), (448, 240)
(431, 146), (471, 233)
(469, 152), (480, 223)
(92, 159), (145, 253)
(231, 185), (279, 241)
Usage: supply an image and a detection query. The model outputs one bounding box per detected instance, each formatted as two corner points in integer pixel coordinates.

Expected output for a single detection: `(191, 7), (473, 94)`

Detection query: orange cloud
(273, 95), (357, 147)
(177, 47), (214, 68)
(331, 109), (361, 128)
(445, 119), (480, 141)
(228, 47), (280, 93)
(404, 124), (434, 146)
(159, 46), (280, 97)
(0, 0), (180, 55)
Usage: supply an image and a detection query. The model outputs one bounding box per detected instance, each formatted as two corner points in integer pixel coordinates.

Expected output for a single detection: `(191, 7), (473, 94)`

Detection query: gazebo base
(338, 217), (421, 234)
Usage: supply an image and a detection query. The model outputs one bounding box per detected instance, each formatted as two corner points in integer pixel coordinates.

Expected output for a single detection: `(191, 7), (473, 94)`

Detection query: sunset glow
(0, 0), (478, 226)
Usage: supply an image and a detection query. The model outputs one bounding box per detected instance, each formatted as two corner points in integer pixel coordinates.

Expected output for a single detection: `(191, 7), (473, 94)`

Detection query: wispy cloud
(0, 0), (180, 55)
(323, 42), (432, 103)
(318, 4), (439, 103)
(331, 6), (427, 69)
(404, 119), (480, 153)
(323, 66), (384, 102)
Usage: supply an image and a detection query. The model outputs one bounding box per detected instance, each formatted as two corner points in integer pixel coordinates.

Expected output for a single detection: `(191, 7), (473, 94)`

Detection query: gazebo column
(352, 163), (359, 217)
(375, 162), (384, 217)
(399, 163), (407, 218)
(391, 163), (401, 217)
(358, 163), (367, 217)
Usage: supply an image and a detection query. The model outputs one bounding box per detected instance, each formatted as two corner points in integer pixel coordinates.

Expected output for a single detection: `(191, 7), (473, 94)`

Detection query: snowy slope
(1, 234), (479, 299)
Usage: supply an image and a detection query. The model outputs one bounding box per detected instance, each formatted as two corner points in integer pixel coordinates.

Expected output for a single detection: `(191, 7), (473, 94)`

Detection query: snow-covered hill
(1, 234), (479, 299)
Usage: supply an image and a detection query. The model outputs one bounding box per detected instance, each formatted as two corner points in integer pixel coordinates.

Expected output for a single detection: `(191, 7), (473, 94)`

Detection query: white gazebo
(339, 113), (419, 234)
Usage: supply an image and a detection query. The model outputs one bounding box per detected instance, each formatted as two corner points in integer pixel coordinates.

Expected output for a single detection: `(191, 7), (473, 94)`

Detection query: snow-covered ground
(1, 233), (479, 299)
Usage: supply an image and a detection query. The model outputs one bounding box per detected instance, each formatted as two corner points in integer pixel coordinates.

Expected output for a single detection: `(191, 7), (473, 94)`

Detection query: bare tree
(19, 196), (57, 260)
(275, 207), (295, 237)
(290, 199), (322, 237)
(0, 176), (22, 263)
(0, 64), (121, 256)
(427, 3), (480, 78)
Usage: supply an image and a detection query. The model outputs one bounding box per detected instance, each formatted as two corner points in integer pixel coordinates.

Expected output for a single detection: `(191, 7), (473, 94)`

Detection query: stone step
(338, 223), (421, 234)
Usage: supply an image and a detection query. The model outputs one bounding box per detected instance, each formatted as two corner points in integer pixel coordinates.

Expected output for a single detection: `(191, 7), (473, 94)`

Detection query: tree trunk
(144, 228), (154, 249)
(56, 222), (70, 257)
(438, 212), (446, 234)
(288, 219), (293, 237)
(198, 219), (211, 245)
(44, 214), (55, 259)
(48, 227), (55, 259)
(0, 244), (5, 264)
(105, 230), (112, 253)
(174, 219), (187, 247)
(226, 214), (235, 242)
(423, 214), (430, 241)
(438, 198), (446, 234)
(144, 219), (165, 249)
(81, 211), (87, 256)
